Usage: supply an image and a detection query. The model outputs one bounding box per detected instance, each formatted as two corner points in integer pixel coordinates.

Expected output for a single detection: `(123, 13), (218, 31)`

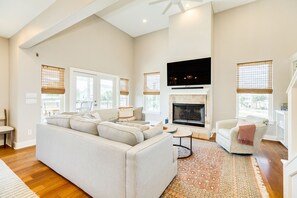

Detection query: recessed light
(185, 3), (190, 8)
(142, 19), (148, 23)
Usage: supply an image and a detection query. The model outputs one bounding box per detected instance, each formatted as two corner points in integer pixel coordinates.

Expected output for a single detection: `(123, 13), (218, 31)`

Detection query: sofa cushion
(91, 109), (119, 122)
(70, 114), (101, 135)
(116, 122), (150, 131)
(46, 114), (72, 128)
(98, 122), (144, 146)
(143, 122), (163, 140)
(126, 120), (150, 125)
(133, 107), (143, 120)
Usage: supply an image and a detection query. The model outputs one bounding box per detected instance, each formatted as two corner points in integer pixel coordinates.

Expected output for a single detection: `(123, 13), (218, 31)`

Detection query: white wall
(213, 0), (297, 137)
(0, 37), (9, 111)
(133, 4), (213, 127)
(9, 15), (134, 148)
(134, 29), (168, 121)
(0, 37), (9, 145)
(169, 3), (212, 61)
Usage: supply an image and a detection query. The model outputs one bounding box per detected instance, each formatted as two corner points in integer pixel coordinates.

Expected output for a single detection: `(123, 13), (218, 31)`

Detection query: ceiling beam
(20, 0), (119, 49)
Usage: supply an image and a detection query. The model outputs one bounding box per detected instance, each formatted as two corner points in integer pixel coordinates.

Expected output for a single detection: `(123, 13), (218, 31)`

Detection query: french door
(70, 69), (118, 112)
(73, 71), (97, 112)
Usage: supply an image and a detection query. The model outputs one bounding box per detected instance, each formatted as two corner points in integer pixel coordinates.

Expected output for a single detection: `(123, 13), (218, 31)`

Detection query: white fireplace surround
(169, 92), (211, 139)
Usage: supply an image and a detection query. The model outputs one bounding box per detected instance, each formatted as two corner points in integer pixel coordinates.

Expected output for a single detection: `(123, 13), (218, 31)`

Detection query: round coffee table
(172, 129), (193, 159)
(163, 125), (177, 133)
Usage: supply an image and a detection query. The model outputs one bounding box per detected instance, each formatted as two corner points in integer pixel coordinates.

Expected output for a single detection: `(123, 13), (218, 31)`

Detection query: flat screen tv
(167, 57), (211, 86)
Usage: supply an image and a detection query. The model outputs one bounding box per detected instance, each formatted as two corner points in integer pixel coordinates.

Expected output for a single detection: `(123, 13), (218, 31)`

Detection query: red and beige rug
(162, 139), (269, 198)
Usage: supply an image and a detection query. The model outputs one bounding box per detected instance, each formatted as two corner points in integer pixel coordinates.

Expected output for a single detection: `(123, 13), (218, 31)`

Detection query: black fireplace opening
(173, 103), (205, 127)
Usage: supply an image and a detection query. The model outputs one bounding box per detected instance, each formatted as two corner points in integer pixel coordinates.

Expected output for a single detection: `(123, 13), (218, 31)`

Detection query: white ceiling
(98, 0), (256, 37)
(0, 0), (56, 38)
(0, 0), (256, 39)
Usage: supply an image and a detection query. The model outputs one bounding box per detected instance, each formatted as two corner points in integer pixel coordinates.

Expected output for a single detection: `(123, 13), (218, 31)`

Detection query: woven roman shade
(143, 72), (160, 95)
(41, 65), (65, 94)
(237, 60), (273, 94)
(120, 78), (129, 95)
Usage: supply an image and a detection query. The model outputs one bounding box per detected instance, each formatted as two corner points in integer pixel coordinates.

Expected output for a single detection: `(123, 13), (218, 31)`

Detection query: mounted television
(167, 57), (211, 86)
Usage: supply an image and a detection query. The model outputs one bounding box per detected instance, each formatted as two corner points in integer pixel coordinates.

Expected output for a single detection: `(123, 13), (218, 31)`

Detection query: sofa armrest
(126, 133), (177, 198)
(216, 119), (238, 131)
(36, 124), (131, 198)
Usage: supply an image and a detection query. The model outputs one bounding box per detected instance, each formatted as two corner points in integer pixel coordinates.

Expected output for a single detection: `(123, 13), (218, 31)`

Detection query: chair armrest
(216, 119), (238, 131)
(229, 126), (240, 141)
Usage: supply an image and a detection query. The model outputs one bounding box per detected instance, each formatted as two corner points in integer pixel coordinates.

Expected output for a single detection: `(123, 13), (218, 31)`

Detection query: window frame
(119, 78), (129, 107)
(236, 93), (274, 121)
(236, 60), (274, 121)
(143, 72), (161, 114)
(41, 94), (65, 122)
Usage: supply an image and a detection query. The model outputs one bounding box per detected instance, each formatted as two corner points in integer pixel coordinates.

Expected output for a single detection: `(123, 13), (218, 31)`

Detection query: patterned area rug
(0, 160), (38, 198)
(162, 139), (269, 198)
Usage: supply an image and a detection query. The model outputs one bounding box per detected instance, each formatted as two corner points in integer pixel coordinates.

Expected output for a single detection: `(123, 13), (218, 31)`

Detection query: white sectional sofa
(36, 108), (177, 198)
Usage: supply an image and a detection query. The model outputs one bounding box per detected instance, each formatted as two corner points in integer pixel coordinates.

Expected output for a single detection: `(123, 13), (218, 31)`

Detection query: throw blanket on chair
(237, 124), (256, 146)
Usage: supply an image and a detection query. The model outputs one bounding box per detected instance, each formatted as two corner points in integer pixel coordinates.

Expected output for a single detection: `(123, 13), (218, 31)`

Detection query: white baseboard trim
(263, 135), (278, 141)
(14, 139), (36, 149)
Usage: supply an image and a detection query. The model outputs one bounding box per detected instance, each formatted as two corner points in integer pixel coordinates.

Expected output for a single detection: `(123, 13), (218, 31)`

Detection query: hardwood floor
(0, 138), (287, 198)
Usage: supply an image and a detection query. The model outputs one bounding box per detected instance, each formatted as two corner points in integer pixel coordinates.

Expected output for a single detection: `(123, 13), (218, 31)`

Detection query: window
(120, 78), (129, 107)
(41, 65), (65, 120)
(100, 79), (114, 109)
(236, 60), (273, 119)
(144, 72), (160, 113)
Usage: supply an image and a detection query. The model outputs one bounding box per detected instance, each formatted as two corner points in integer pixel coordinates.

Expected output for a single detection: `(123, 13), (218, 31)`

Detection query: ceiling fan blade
(162, 2), (172, 15)
(178, 2), (185, 12)
(149, 0), (169, 5)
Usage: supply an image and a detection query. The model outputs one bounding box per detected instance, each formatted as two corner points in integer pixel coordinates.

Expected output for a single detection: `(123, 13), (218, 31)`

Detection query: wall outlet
(28, 129), (32, 135)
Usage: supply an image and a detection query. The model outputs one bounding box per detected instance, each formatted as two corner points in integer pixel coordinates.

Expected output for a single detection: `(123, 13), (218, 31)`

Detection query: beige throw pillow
(143, 122), (163, 140)
(70, 115), (101, 135)
(116, 122), (150, 131)
(46, 114), (72, 128)
(98, 122), (144, 146)
(133, 107), (143, 120)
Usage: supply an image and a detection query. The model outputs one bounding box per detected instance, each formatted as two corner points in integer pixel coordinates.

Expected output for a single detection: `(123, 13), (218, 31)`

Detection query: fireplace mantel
(169, 93), (211, 139)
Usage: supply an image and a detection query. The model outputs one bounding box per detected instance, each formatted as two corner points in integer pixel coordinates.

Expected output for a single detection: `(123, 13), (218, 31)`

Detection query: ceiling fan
(149, 0), (203, 15)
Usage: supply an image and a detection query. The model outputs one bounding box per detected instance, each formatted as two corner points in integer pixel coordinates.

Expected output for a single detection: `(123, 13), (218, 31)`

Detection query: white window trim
(120, 94), (130, 107)
(143, 95), (161, 114)
(41, 94), (65, 122)
(69, 67), (119, 111)
(236, 94), (274, 122)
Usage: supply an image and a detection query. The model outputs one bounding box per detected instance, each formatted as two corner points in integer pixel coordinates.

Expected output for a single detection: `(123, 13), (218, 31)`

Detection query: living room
(0, 0), (297, 197)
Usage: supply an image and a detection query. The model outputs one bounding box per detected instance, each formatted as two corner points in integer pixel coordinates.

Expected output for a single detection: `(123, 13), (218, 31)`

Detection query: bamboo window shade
(41, 65), (65, 94)
(236, 60), (273, 94)
(143, 72), (160, 95)
(120, 78), (129, 95)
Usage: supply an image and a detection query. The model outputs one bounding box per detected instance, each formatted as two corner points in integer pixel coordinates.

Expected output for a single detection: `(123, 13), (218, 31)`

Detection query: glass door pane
(99, 79), (114, 109)
(74, 72), (97, 112)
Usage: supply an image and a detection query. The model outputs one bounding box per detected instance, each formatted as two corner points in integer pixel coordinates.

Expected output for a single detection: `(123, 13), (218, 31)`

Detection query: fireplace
(172, 103), (205, 127)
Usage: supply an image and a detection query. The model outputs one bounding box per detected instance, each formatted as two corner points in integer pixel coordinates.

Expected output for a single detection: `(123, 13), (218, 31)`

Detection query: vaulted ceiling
(0, 0), (256, 39)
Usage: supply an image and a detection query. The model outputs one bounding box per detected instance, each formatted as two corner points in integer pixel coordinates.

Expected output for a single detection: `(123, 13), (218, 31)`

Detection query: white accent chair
(216, 116), (269, 154)
(0, 109), (14, 147)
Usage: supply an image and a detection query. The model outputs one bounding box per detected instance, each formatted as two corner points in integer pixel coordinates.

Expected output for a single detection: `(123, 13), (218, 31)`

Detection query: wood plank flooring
(0, 138), (287, 198)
